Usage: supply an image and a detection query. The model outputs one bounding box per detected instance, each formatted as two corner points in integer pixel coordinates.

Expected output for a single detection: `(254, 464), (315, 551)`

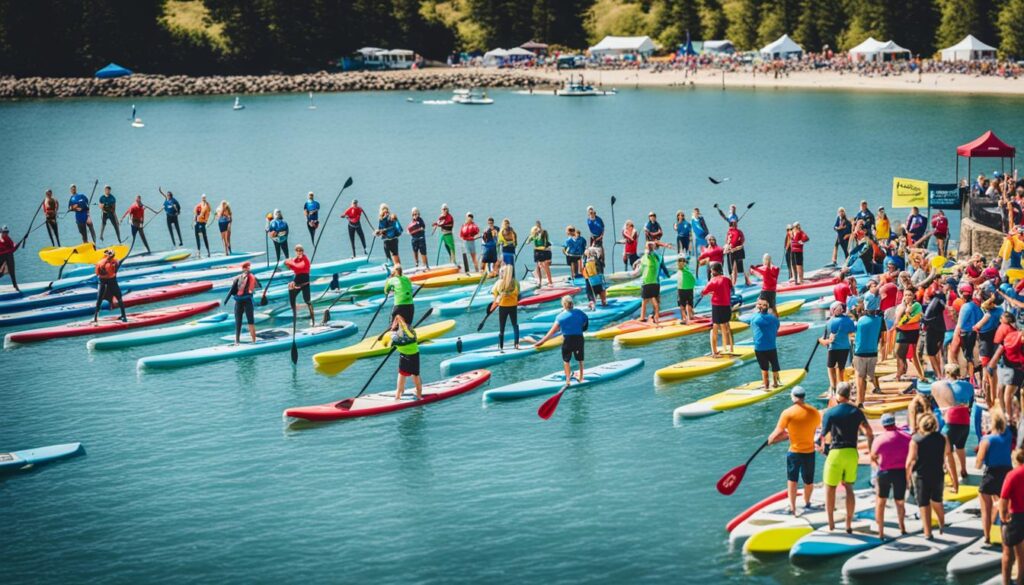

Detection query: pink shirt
(871, 429), (911, 471)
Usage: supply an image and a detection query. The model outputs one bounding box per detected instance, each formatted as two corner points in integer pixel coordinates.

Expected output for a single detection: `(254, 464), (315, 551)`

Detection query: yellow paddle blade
(38, 243), (96, 266)
(313, 358), (355, 377)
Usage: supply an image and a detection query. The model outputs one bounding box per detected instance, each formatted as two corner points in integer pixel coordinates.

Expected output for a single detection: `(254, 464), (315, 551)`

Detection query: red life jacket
(96, 259), (117, 279)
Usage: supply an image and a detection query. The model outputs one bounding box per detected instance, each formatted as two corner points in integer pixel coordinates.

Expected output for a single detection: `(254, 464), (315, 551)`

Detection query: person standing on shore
(267, 209), (289, 261)
(225, 261), (259, 345)
(342, 199), (368, 258)
(42, 190), (60, 246)
(691, 208), (709, 252)
(621, 220), (639, 269)
(768, 386), (821, 516)
(93, 249), (127, 323)
(0, 225), (20, 292)
(159, 188), (182, 247)
(875, 207), (891, 245)
(216, 200), (233, 255)
(906, 206), (928, 249)
(674, 210), (691, 255)
(931, 209), (950, 256)
(120, 195), (158, 254)
(832, 207), (851, 265)
(460, 213), (480, 272)
(870, 412), (911, 540)
(407, 208), (428, 269)
(750, 253), (780, 313)
(854, 200), (875, 236)
(701, 261), (734, 357)
(98, 185), (121, 242)
(789, 221), (809, 284)
(67, 184), (96, 244)
(820, 382), (873, 533)
(193, 194), (211, 257)
(586, 206), (605, 251)
(303, 192), (320, 243)
(433, 204), (456, 265)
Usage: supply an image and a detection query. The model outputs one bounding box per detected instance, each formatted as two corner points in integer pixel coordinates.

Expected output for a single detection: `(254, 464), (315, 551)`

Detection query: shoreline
(3, 67), (1024, 100)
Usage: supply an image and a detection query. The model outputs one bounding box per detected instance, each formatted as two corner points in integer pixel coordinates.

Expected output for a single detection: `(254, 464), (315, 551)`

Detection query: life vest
(95, 259), (117, 279)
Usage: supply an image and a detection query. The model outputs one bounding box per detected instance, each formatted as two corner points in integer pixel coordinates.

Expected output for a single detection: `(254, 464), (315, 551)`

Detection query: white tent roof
(484, 48), (508, 59)
(760, 34), (803, 58)
(880, 40), (911, 54)
(940, 35), (998, 61)
(848, 37), (886, 55)
(505, 47), (535, 57)
(589, 36), (656, 55)
(849, 38), (911, 60)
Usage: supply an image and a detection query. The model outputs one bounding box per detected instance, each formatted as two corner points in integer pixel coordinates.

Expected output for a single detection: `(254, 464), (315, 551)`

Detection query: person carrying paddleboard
(639, 240), (671, 323)
(676, 256), (696, 324)
(303, 191), (320, 243)
(267, 209), (289, 262)
(749, 299), (781, 389)
(98, 185), (121, 243)
(869, 412), (911, 540)
(977, 409), (1013, 545)
(93, 249), (127, 323)
(460, 213), (481, 272)
(906, 412), (958, 540)
(121, 194), (158, 255)
(342, 199), (368, 258)
(586, 206), (605, 251)
(391, 314), (422, 401)
(67, 183), (96, 244)
(433, 204), (456, 265)
(193, 194), (212, 257)
(159, 188), (183, 247)
(535, 295), (589, 384)
(286, 244), (313, 326)
(529, 221), (554, 287)
(42, 189), (60, 246)
(999, 447), (1024, 583)
(819, 382), (873, 533)
(407, 208), (429, 269)
(0, 225), (20, 292)
(384, 265), (415, 325)
(767, 386), (821, 516)
(701, 261), (734, 357)
(749, 253), (780, 313)
(225, 261), (260, 344)
(491, 264), (521, 351)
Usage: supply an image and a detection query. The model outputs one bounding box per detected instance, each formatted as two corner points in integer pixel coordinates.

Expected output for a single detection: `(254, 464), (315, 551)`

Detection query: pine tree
(724, 0), (760, 50)
(998, 0), (1024, 58)
(935, 0), (998, 50)
(699, 0), (728, 40)
(756, 0), (800, 46)
(890, 0), (939, 55)
(656, 0), (703, 47)
(794, 0), (845, 51)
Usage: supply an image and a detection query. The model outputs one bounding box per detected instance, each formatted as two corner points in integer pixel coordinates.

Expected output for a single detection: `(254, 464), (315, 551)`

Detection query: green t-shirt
(391, 326), (419, 355)
(385, 275), (414, 306)
(678, 265), (696, 291)
(640, 253), (661, 285)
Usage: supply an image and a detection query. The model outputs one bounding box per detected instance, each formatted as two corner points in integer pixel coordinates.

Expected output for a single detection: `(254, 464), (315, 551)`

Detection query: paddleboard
(517, 286), (581, 307)
(481, 358), (644, 401)
(0, 442), (84, 471)
(87, 311), (272, 350)
(655, 345), (757, 381)
(0, 286), (105, 314)
(64, 248), (192, 277)
(312, 320), (456, 367)
(439, 335), (563, 375)
(527, 297), (641, 324)
(737, 299), (805, 322)
(418, 323), (551, 355)
(730, 486), (875, 548)
(947, 515), (1002, 575)
(726, 489), (788, 532)
(38, 243), (128, 266)
(616, 319), (747, 346)
(418, 271), (487, 288)
(673, 368), (807, 420)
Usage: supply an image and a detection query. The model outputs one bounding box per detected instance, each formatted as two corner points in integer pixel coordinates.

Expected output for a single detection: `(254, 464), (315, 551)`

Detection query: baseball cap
(241, 261), (251, 269)
(0, 225), (7, 233)
(791, 386), (806, 400)
(959, 283), (974, 294)
(880, 413), (896, 427)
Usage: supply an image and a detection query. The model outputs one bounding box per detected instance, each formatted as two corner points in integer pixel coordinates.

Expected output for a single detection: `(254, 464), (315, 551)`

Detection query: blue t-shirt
(98, 193), (116, 208)
(749, 312), (779, 351)
(68, 193), (89, 223)
(854, 209), (875, 230)
(828, 315), (857, 351)
(645, 220), (662, 238)
(983, 429), (1014, 468)
(556, 308), (589, 336)
(854, 314), (883, 356)
(564, 236), (586, 256)
(676, 220), (691, 238)
(863, 291), (880, 312)
(980, 306), (1003, 333)
(163, 197), (180, 217)
(304, 200), (320, 221)
(950, 379), (974, 406)
(725, 212), (739, 223)
(267, 219), (288, 243)
(958, 301), (984, 332)
(906, 213), (927, 238)
(586, 216), (604, 237)
(379, 217), (402, 239)
(691, 217), (708, 239)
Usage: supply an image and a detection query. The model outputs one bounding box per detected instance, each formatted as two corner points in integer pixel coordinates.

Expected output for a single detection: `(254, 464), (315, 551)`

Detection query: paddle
(368, 285), (425, 349)
(737, 201), (756, 222)
(512, 234), (530, 265)
(708, 176), (730, 185)
(311, 176), (354, 263)
(464, 265), (491, 313)
(290, 309), (299, 364)
(18, 202), (43, 251)
(476, 264), (529, 332)
(365, 214), (378, 258)
(537, 381), (574, 420)
(351, 307), (435, 401)
(258, 259), (283, 307)
(319, 294), (355, 324)
(361, 289), (391, 342)
(609, 195), (617, 273)
(264, 231), (270, 267)
(45, 245), (84, 290)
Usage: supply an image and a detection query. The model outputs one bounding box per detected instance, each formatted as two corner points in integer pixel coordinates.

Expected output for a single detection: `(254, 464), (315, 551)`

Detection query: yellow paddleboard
(617, 320), (747, 346)
(861, 399), (913, 418)
(945, 484), (979, 503)
(418, 271), (486, 289)
(313, 320), (456, 366)
(674, 369), (807, 419)
(743, 525), (813, 554)
(774, 299), (804, 318)
(38, 243), (128, 266)
(655, 345), (756, 381)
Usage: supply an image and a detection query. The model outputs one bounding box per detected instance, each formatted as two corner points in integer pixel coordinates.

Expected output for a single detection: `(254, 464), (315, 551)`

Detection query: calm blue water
(2, 88), (1020, 585)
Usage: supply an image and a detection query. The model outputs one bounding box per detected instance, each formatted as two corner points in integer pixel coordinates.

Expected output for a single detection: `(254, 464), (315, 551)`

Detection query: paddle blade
(537, 385), (569, 420)
(344, 176), (354, 189)
(259, 295), (269, 306)
(291, 341), (298, 364)
(716, 464), (748, 495)
(456, 337), (463, 353)
(708, 176), (721, 184)
(322, 309), (331, 324)
(329, 273), (339, 290)
(610, 195), (617, 206)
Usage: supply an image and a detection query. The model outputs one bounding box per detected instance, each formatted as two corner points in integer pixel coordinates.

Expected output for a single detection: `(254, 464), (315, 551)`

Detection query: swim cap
(880, 413), (896, 427)
(790, 386), (806, 400)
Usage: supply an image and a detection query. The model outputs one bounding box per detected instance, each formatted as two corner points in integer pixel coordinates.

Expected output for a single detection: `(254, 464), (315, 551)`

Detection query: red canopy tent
(957, 130), (1016, 231)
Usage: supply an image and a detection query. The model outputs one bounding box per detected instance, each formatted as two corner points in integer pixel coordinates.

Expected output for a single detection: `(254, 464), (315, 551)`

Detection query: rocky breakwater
(0, 69), (550, 99)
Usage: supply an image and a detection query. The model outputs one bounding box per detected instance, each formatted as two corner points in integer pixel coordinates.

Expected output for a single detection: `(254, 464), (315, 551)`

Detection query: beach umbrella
(95, 63), (133, 79)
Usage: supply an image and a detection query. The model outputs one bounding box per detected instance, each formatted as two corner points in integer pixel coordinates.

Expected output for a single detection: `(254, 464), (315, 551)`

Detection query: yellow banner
(891, 177), (929, 209)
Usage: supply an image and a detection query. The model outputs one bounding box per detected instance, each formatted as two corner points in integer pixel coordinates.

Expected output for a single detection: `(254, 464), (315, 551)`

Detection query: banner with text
(891, 177), (929, 209)
(928, 183), (961, 210)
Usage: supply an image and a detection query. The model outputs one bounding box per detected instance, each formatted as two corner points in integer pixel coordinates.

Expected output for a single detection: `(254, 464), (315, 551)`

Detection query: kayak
(737, 299), (805, 322)
(726, 489), (787, 532)
(138, 321), (358, 369)
(0, 442), (84, 471)
(439, 335), (563, 376)
(842, 499), (983, 576)
(418, 271), (487, 288)
(672, 368), (807, 420)
(87, 310), (272, 350)
(518, 286), (580, 307)
(5, 300), (220, 345)
(312, 320), (457, 367)
(283, 369), (491, 423)
(481, 358), (644, 401)
(527, 297), (642, 324)
(615, 319), (748, 347)
(419, 323), (551, 355)
(655, 345), (757, 381)
(64, 248), (192, 277)
(0, 281), (214, 328)
(432, 282), (540, 316)
(38, 242), (129, 266)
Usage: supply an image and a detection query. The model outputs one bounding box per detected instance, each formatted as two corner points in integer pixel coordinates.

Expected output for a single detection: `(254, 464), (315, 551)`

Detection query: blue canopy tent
(95, 63), (132, 79)
(677, 31), (698, 57)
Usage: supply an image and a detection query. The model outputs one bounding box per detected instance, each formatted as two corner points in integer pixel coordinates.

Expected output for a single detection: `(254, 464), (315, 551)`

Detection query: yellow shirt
(492, 281), (519, 307)
(776, 403), (822, 454)
(876, 217), (890, 240)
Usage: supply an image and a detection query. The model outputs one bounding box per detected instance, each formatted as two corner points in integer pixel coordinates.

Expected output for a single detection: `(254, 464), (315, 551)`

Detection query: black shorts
(896, 328), (919, 345)
(482, 248), (497, 263)
(588, 282), (604, 297)
(712, 305), (731, 325)
(411, 238), (426, 255)
(786, 451), (815, 484)
(758, 290), (777, 309)
(946, 424), (970, 450)
(925, 327), (944, 356)
(979, 329), (998, 360)
(756, 349), (780, 372)
(980, 466), (1011, 496)
(877, 469), (908, 500)
(912, 474), (944, 506)
(961, 332), (978, 363)
(289, 273), (311, 305)
(730, 249), (745, 270)
(1005, 514), (1024, 547)
(391, 303), (414, 324)
(534, 249), (552, 263)
(641, 283), (660, 300)
(234, 297), (255, 325)
(567, 254), (581, 268)
(561, 334), (584, 363)
(383, 238), (399, 257)
(98, 279), (122, 302)
(827, 349), (850, 368)
(677, 289), (694, 308)
(792, 251), (804, 266)
(398, 352), (420, 377)
(218, 220), (229, 233)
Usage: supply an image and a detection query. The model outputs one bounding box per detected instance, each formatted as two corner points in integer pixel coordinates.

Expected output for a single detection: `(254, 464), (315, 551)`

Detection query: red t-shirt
(623, 229), (638, 255)
(752, 264), (779, 292)
(879, 282), (898, 311)
(285, 255), (310, 275)
(726, 227), (744, 248)
(127, 202), (145, 222)
(460, 223), (479, 241)
(1001, 465), (1024, 514)
(0, 234), (16, 255)
(343, 206), (363, 225)
(932, 215), (949, 236)
(702, 275), (733, 307)
(833, 282), (853, 304)
(699, 245), (724, 264)
(790, 230), (808, 252)
(996, 323), (1024, 366)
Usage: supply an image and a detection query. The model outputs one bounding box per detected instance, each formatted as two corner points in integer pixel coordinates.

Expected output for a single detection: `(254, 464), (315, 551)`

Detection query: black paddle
(708, 176), (730, 185)
(258, 259), (282, 307)
(311, 176), (354, 263)
(609, 195), (617, 273)
(290, 309), (299, 364)
(512, 234), (529, 265)
(476, 264), (529, 332)
(364, 214), (378, 258)
(45, 245), (85, 290)
(368, 285), (425, 349)
(351, 307), (435, 401)
(18, 203), (43, 251)
(737, 201), (756, 222)
(360, 289), (391, 342)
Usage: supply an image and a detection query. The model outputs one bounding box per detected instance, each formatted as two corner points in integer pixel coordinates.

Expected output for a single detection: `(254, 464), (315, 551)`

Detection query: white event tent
(848, 37), (912, 61)
(588, 36), (656, 58)
(760, 34), (803, 60)
(940, 35), (998, 61)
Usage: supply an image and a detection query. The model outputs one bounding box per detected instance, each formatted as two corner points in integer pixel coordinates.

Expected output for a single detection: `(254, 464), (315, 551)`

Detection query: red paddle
(716, 439), (769, 495)
(537, 382), (572, 420)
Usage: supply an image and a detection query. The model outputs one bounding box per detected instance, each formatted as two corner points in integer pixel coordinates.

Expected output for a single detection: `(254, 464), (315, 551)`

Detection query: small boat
(554, 75), (616, 97)
(0, 442), (84, 472)
(453, 88), (494, 105)
(233, 96), (245, 110)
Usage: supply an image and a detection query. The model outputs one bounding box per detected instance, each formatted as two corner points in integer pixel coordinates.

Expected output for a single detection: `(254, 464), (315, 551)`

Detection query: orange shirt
(194, 202), (211, 223)
(776, 403), (822, 454)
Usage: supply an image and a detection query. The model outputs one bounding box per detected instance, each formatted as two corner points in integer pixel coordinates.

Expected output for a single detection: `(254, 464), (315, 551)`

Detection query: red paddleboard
(777, 321), (811, 337)
(519, 286), (581, 307)
(775, 276), (841, 293)
(284, 370), (491, 422)
(725, 489), (788, 532)
(5, 300), (220, 344)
